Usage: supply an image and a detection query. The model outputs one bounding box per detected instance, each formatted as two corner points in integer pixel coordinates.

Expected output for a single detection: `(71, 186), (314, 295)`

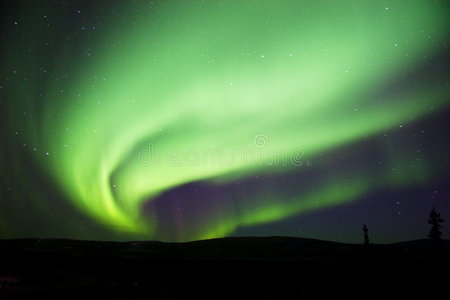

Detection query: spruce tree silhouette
(362, 224), (370, 246)
(428, 207), (444, 247)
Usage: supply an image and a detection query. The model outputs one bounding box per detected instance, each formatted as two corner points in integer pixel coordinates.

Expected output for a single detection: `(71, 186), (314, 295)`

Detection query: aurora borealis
(1, 0), (449, 243)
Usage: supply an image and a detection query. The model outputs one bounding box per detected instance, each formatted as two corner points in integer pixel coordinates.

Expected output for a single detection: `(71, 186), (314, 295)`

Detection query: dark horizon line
(1, 235), (447, 246)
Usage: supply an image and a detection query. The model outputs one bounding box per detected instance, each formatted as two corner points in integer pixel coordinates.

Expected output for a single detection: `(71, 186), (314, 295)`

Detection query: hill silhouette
(1, 236), (449, 298)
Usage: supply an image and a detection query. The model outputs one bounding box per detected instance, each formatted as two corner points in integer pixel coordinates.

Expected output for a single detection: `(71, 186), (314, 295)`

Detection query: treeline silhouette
(362, 207), (445, 247)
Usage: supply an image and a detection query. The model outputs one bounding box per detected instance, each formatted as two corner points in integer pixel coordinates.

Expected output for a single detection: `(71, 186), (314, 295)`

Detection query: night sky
(1, 0), (449, 243)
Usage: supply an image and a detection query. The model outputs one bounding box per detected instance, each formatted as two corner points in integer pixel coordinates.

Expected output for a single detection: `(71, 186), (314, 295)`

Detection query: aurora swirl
(1, 0), (449, 242)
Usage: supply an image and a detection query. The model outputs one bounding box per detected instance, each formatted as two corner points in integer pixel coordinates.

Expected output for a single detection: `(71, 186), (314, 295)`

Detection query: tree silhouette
(428, 207), (444, 242)
(362, 224), (369, 246)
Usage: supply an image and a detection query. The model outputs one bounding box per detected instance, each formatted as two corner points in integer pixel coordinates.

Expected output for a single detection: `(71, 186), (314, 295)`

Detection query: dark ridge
(1, 236), (449, 298)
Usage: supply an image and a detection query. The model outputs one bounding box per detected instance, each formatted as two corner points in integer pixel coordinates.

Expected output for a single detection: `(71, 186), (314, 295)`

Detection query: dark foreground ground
(0, 236), (449, 299)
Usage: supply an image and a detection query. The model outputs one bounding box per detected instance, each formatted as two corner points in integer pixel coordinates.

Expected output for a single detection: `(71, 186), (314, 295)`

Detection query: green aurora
(2, 0), (450, 241)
